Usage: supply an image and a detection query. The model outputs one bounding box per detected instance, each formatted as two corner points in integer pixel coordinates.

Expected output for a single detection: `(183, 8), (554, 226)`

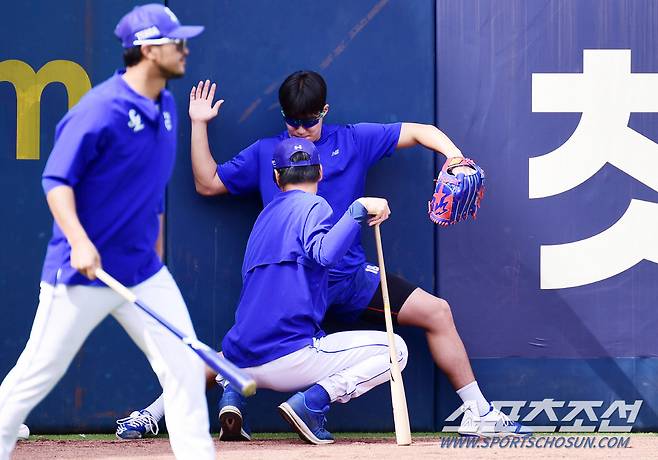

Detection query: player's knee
(428, 297), (454, 326)
(394, 334), (409, 371)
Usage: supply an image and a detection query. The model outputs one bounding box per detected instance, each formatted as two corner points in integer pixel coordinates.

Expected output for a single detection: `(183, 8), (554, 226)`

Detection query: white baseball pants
(244, 330), (408, 403)
(0, 267), (214, 460)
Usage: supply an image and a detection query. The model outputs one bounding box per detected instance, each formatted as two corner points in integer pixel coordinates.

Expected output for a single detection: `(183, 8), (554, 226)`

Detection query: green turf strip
(21, 432), (656, 442)
(23, 432), (439, 441)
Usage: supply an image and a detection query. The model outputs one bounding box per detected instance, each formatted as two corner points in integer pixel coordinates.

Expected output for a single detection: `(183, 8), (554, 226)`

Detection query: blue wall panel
(436, 0), (658, 358)
(436, 0), (658, 429)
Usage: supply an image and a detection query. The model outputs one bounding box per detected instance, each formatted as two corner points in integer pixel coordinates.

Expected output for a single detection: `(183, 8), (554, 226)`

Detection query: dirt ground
(11, 435), (658, 460)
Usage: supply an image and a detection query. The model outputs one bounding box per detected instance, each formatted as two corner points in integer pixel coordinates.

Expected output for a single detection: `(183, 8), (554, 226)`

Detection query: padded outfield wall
(0, 0), (656, 433)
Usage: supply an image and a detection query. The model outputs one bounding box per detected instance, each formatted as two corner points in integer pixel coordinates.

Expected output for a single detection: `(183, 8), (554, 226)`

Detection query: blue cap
(114, 4), (204, 49)
(272, 138), (320, 169)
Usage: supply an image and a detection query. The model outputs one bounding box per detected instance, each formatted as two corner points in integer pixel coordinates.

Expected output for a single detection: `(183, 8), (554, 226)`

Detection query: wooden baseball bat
(374, 224), (412, 445)
(95, 268), (257, 396)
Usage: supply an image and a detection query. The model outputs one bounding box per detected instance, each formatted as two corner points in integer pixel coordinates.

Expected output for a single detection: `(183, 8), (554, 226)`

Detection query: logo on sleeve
(127, 109), (144, 133)
(163, 111), (172, 131)
(331, 149), (340, 157)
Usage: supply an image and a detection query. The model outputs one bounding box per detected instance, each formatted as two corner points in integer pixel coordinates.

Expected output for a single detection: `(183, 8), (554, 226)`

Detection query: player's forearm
(398, 123), (462, 158)
(45, 185), (101, 279)
(46, 185), (91, 246)
(307, 211), (361, 267)
(191, 121), (227, 195)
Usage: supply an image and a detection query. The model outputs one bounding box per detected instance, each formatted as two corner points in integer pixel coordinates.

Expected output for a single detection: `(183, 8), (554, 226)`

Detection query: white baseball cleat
(17, 424), (30, 440)
(458, 403), (532, 437)
(116, 410), (159, 439)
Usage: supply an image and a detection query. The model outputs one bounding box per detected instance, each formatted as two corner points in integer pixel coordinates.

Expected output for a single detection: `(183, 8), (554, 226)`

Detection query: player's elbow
(194, 180), (226, 196)
(307, 242), (342, 267)
(317, 248), (344, 267)
(195, 182), (216, 196)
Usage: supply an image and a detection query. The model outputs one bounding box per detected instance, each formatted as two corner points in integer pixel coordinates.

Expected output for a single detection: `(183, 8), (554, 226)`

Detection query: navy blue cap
(115, 4), (204, 48)
(272, 138), (320, 169)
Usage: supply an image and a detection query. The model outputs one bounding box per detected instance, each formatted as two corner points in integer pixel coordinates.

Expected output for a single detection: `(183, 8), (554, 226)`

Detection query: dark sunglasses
(281, 108), (327, 129)
(169, 38), (187, 52)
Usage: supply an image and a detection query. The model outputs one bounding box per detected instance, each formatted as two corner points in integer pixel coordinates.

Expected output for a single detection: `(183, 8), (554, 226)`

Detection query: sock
(456, 381), (490, 416)
(223, 384), (240, 396)
(215, 374), (227, 388)
(143, 394), (165, 422)
(303, 384), (331, 411)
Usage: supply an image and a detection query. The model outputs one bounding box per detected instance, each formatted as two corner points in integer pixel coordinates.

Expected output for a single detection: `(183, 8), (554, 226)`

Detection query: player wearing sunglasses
(115, 70), (528, 441)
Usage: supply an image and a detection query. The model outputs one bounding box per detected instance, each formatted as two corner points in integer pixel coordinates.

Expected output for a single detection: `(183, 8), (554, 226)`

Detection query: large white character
(530, 50), (658, 289)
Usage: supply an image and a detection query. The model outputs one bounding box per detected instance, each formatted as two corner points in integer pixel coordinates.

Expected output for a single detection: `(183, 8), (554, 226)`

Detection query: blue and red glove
(428, 157), (485, 226)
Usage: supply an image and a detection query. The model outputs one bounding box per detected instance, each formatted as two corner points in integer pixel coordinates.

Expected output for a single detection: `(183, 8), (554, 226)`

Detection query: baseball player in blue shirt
(0, 5), (216, 459)
(222, 137), (406, 444)
(118, 71), (530, 439)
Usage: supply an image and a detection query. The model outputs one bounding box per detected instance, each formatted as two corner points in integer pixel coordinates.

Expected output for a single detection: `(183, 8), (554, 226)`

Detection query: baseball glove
(428, 157), (485, 226)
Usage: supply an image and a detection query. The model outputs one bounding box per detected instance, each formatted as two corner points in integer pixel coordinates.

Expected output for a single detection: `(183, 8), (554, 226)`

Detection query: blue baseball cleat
(278, 392), (334, 445)
(115, 410), (159, 439)
(218, 387), (251, 441)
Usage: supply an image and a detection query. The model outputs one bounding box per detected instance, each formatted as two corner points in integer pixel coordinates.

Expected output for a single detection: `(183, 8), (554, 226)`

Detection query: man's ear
(274, 170), (281, 188)
(319, 165), (324, 182)
(141, 44), (157, 61)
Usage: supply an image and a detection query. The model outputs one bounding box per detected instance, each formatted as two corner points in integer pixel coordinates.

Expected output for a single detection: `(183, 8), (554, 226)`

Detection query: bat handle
(96, 268), (137, 302)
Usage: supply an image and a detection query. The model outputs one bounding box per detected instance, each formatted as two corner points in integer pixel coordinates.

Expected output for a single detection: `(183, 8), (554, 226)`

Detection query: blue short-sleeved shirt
(41, 70), (177, 286)
(218, 123), (402, 315)
(222, 190), (360, 367)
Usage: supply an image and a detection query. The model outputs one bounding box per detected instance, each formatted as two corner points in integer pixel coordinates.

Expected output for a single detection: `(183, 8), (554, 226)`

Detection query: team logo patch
(428, 184), (454, 222)
(128, 109), (144, 133)
(163, 111), (172, 131)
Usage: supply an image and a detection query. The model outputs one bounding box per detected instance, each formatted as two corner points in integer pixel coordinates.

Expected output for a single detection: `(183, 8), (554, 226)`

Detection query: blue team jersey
(218, 123), (401, 314)
(222, 190), (361, 368)
(41, 70), (177, 286)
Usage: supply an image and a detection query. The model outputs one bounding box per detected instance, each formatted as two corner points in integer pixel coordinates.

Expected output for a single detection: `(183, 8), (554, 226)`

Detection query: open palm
(189, 79), (224, 123)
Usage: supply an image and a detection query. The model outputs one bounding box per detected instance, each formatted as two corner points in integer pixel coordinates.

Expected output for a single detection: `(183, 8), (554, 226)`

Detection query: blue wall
(166, 0), (437, 433)
(435, 0), (658, 431)
(0, 0), (656, 433)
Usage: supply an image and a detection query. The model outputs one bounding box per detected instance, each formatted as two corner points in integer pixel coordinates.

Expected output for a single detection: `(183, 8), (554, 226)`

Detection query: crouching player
(220, 137), (407, 444)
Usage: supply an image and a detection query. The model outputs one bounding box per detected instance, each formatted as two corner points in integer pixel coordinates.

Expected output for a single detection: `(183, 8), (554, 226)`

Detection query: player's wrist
(349, 200), (369, 223)
(190, 118), (210, 126)
(67, 231), (91, 246)
(443, 149), (463, 158)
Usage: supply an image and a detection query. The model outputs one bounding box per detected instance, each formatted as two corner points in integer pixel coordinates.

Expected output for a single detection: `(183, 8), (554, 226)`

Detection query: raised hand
(189, 79), (224, 123)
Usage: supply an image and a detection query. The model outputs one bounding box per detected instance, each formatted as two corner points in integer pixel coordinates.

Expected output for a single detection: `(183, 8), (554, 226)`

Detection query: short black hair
(274, 151), (321, 188)
(123, 46), (144, 67)
(279, 70), (327, 118)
